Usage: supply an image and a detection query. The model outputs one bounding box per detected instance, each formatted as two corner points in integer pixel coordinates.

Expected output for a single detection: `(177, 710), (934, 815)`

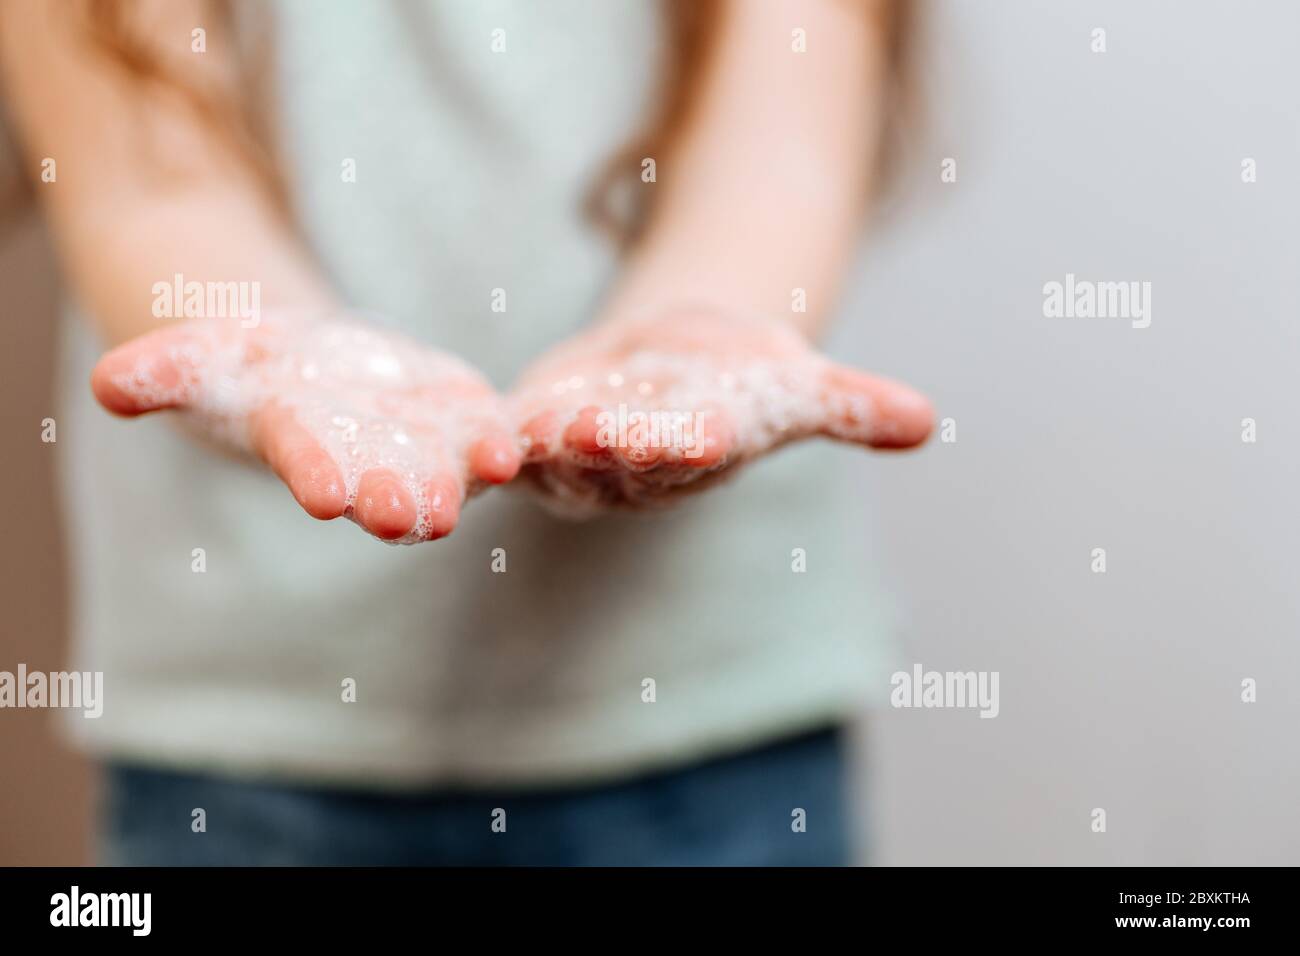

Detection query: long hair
(6, 1), (916, 244)
(587, 0), (917, 244)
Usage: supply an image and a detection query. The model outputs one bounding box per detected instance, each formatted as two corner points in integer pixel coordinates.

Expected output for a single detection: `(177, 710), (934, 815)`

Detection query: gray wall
(850, 0), (1299, 864)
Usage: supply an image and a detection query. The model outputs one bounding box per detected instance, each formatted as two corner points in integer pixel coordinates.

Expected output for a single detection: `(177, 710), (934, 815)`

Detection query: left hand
(509, 308), (934, 515)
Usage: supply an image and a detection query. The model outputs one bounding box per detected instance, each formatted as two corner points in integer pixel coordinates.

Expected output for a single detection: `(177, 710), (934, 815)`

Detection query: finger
(420, 473), (462, 540)
(562, 405), (617, 468)
(819, 365), (934, 450)
(353, 468), (417, 541)
(603, 409), (663, 471)
(250, 404), (346, 521)
(615, 435), (664, 471)
(520, 410), (561, 462)
(468, 430), (521, 484)
(564, 405), (608, 455)
(678, 413), (732, 468)
(90, 326), (204, 416)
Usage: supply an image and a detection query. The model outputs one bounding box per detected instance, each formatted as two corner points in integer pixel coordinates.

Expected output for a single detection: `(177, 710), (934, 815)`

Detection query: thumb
(90, 325), (207, 417)
(818, 363), (934, 450)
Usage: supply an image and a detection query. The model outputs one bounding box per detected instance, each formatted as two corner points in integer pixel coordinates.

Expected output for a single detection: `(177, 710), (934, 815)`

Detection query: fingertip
(616, 438), (664, 471)
(422, 475), (462, 540)
(564, 405), (608, 456)
(823, 365), (934, 450)
(288, 459), (347, 520)
(354, 468), (417, 541)
(682, 415), (732, 468)
(873, 385), (935, 449)
(470, 434), (521, 484)
(520, 411), (560, 462)
(90, 363), (131, 416)
(90, 347), (184, 417)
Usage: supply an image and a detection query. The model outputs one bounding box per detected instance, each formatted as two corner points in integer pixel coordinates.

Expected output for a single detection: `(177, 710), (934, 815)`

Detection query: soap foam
(510, 312), (877, 513)
(109, 314), (505, 543)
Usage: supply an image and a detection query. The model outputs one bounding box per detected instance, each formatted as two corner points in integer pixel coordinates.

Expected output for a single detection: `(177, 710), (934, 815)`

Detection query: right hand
(91, 313), (520, 543)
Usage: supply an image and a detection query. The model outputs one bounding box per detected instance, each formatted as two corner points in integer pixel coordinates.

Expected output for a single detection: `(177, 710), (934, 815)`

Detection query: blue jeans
(101, 727), (851, 866)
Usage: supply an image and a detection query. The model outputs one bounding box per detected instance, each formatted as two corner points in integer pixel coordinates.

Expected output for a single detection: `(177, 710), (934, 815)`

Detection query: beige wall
(0, 216), (92, 865)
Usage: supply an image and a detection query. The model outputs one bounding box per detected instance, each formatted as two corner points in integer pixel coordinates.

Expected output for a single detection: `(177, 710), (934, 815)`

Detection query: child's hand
(91, 314), (520, 543)
(509, 308), (933, 515)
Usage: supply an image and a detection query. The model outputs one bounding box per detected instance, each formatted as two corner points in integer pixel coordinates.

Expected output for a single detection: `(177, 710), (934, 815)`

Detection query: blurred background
(2, 0), (1297, 865)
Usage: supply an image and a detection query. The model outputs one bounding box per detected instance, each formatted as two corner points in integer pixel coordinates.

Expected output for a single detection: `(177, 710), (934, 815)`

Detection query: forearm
(602, 0), (889, 335)
(0, 0), (333, 347)
(49, 185), (334, 347)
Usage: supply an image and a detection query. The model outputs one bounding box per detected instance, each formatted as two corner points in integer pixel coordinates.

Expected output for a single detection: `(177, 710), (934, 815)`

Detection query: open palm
(91, 314), (519, 543)
(509, 309), (934, 514)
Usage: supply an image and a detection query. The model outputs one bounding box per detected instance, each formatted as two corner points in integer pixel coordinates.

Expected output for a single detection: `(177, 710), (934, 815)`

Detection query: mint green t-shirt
(59, 0), (894, 787)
